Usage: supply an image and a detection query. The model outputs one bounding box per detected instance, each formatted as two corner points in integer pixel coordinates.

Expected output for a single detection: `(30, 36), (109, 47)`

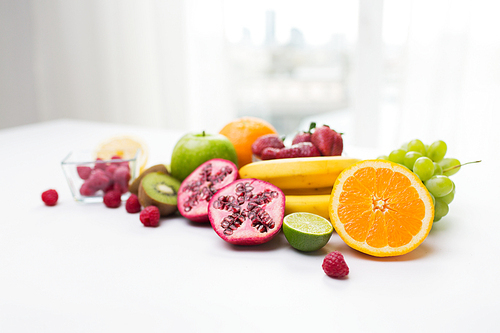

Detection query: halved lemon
(95, 135), (148, 172)
(329, 160), (434, 257)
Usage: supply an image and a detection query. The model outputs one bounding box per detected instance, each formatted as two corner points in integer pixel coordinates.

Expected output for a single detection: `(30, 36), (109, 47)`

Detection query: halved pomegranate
(208, 178), (285, 245)
(177, 158), (239, 222)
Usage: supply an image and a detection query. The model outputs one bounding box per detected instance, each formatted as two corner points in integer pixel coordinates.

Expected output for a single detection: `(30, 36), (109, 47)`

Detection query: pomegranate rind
(177, 158), (239, 222)
(208, 178), (285, 245)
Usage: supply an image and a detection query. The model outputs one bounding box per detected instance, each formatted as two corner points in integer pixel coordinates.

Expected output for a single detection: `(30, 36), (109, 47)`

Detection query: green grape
(403, 151), (423, 170)
(427, 140), (447, 162)
(400, 142), (409, 151)
(407, 139), (426, 155)
(413, 157), (434, 181)
(388, 149), (407, 164)
(440, 182), (455, 204)
(433, 198), (449, 222)
(424, 175), (454, 197)
(432, 162), (443, 176)
(439, 158), (461, 176)
(377, 155), (389, 160)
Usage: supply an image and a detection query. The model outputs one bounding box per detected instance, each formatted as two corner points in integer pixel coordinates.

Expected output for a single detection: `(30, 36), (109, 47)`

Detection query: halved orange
(329, 160), (434, 257)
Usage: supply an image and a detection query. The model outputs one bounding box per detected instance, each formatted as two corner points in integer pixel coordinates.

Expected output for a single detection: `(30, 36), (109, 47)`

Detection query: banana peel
(239, 156), (360, 190)
(285, 194), (331, 221)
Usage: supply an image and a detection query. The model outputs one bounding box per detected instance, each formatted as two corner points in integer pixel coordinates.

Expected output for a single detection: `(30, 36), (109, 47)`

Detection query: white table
(1, 119), (498, 332)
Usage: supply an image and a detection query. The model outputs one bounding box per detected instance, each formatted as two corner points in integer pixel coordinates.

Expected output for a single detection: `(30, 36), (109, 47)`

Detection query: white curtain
(2, 0), (234, 132)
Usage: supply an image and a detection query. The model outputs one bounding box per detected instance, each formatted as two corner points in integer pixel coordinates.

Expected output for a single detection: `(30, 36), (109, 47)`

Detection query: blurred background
(1, 0), (499, 161)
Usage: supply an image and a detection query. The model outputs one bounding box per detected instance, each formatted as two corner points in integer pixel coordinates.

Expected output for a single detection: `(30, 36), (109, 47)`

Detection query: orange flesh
(337, 167), (424, 248)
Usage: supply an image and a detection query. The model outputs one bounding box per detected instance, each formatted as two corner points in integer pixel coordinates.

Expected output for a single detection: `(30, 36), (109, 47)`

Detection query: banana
(239, 156), (360, 190)
(282, 187), (333, 196)
(285, 194), (331, 221)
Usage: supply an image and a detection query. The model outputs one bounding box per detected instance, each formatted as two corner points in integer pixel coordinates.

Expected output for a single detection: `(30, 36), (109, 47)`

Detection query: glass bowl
(61, 150), (140, 203)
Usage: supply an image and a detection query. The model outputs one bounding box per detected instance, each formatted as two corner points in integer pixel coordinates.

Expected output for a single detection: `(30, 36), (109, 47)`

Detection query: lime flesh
(283, 212), (333, 252)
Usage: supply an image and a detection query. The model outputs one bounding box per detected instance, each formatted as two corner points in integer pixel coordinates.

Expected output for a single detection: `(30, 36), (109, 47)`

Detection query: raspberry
(103, 190), (122, 208)
(80, 182), (97, 196)
(77, 166), (92, 180)
(113, 166), (131, 183)
(140, 206), (160, 227)
(105, 164), (118, 179)
(86, 169), (111, 191)
(94, 158), (108, 171)
(322, 251), (349, 278)
(125, 194), (141, 213)
(41, 189), (58, 206)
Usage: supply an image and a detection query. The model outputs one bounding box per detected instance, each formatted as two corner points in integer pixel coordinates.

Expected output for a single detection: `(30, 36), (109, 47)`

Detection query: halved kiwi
(129, 164), (169, 195)
(138, 172), (181, 216)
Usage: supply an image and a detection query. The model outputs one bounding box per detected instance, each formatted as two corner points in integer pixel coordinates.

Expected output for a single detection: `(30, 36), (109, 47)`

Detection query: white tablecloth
(1, 119), (498, 332)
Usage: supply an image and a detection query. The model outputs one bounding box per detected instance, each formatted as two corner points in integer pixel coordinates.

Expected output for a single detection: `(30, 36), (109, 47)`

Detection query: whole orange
(219, 117), (277, 167)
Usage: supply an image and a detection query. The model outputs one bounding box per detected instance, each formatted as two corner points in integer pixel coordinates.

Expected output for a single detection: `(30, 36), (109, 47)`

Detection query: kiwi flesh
(138, 172), (181, 216)
(129, 164), (169, 195)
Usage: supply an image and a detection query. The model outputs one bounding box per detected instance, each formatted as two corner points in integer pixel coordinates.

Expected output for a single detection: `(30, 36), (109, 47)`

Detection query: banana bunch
(239, 156), (360, 220)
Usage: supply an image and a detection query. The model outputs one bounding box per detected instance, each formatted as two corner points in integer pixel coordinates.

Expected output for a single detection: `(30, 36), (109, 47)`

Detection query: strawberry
(276, 146), (301, 159)
(291, 122), (316, 145)
(261, 147), (281, 160)
(275, 142), (320, 159)
(311, 125), (343, 156)
(295, 142), (321, 157)
(251, 134), (285, 158)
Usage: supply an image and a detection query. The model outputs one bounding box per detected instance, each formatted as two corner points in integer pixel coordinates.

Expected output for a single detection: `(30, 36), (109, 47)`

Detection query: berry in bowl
(61, 150), (140, 203)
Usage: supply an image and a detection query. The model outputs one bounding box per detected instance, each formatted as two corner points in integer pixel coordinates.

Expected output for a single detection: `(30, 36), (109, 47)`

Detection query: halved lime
(283, 212), (333, 252)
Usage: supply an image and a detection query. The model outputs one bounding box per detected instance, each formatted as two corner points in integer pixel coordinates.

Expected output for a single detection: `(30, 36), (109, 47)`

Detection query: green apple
(170, 132), (238, 181)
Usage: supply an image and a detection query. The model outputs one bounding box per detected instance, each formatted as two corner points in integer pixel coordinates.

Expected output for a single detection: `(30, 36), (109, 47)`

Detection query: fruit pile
(378, 139), (465, 222)
(41, 117), (474, 279)
(251, 123), (343, 160)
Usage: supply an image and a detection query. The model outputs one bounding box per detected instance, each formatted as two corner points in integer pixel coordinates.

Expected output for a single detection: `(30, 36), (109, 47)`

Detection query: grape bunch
(378, 139), (461, 222)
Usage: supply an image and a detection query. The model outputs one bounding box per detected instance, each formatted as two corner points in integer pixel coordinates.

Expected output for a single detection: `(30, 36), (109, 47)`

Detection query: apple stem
(202, 130), (205, 136)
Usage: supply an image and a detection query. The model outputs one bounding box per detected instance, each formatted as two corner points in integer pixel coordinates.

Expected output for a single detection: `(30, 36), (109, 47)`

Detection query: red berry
(291, 132), (312, 145)
(292, 122), (316, 145)
(77, 166), (92, 180)
(322, 251), (349, 278)
(86, 169), (111, 191)
(276, 145), (301, 159)
(251, 134), (285, 158)
(311, 125), (343, 156)
(125, 194), (141, 213)
(94, 158), (108, 171)
(80, 182), (97, 196)
(41, 189), (58, 206)
(294, 142), (321, 157)
(113, 166), (131, 183)
(105, 164), (118, 179)
(261, 147), (280, 160)
(103, 190), (122, 208)
(140, 206), (160, 227)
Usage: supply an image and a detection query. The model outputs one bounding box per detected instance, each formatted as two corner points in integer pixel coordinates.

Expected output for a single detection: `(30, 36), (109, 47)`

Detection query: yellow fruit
(95, 135), (148, 173)
(282, 187), (333, 196)
(239, 156), (360, 190)
(329, 160), (434, 257)
(285, 194), (331, 221)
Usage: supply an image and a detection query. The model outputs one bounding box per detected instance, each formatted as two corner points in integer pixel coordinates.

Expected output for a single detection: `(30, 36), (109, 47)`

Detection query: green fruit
(283, 212), (333, 252)
(129, 164), (169, 195)
(171, 132), (238, 181)
(138, 172), (181, 216)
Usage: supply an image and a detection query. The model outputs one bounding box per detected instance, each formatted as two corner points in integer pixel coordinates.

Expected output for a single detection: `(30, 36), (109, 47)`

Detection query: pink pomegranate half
(177, 158), (239, 222)
(208, 178), (285, 245)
